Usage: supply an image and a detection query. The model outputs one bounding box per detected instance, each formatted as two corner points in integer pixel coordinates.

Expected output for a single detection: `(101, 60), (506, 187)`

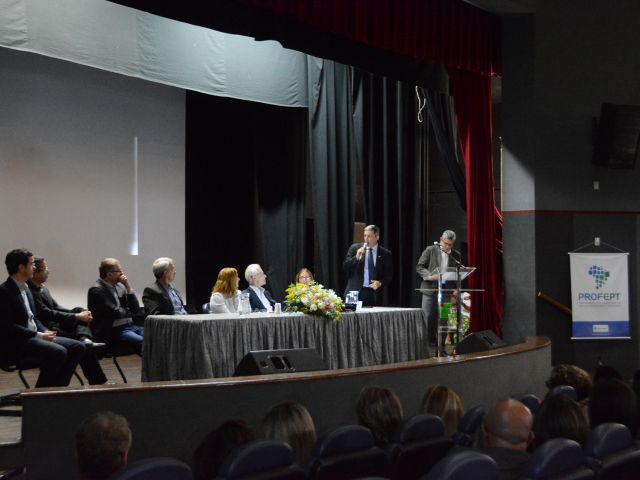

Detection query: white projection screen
(0, 47), (186, 308)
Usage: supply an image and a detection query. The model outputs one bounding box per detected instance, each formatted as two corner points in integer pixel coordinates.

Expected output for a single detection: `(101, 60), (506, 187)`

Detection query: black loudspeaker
(456, 330), (507, 355)
(593, 102), (640, 169)
(233, 348), (327, 376)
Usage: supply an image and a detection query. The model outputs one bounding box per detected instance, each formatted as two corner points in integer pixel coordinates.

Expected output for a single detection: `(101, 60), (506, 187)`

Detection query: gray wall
(502, 0), (640, 378)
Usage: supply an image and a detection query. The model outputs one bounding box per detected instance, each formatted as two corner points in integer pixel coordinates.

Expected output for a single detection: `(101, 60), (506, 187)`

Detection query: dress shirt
(249, 285), (273, 312)
(164, 284), (187, 315)
(12, 277), (41, 336)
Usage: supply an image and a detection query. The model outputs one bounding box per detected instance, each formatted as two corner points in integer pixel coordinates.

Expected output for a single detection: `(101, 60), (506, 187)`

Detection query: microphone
(435, 241), (462, 256)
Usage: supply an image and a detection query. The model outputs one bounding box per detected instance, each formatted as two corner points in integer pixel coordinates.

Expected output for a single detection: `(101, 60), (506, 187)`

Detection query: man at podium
(416, 230), (458, 353)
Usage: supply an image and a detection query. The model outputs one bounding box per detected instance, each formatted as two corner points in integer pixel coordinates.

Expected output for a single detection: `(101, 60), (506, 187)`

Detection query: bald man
(480, 398), (534, 480)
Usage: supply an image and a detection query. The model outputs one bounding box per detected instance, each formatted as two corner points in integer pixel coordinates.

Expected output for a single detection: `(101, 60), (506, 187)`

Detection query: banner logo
(587, 265), (609, 289)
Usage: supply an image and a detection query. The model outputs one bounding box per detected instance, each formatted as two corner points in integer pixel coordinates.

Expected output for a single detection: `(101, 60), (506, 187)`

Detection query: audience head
(593, 364), (624, 383)
(356, 385), (403, 445)
(589, 378), (638, 437)
(533, 394), (589, 446)
(481, 398), (533, 451)
(213, 268), (240, 297)
(263, 402), (317, 464)
(295, 268), (314, 285)
(363, 225), (380, 247)
(152, 257), (176, 285)
(245, 264), (267, 287)
(5, 248), (34, 279)
(31, 256), (49, 285)
(76, 411), (132, 480)
(420, 384), (464, 436)
(99, 258), (123, 284)
(546, 364), (592, 402)
(193, 420), (256, 480)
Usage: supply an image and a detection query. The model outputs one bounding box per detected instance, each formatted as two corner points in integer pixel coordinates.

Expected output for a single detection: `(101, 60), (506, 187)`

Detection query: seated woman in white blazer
(209, 267), (241, 313)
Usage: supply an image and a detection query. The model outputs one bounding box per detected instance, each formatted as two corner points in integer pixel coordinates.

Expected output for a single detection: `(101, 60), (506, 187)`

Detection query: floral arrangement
(284, 281), (345, 320)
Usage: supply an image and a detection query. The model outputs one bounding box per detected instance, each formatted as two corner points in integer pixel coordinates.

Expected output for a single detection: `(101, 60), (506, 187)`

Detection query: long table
(141, 307), (430, 381)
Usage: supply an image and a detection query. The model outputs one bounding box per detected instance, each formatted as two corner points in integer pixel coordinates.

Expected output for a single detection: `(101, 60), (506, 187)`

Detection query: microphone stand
(434, 243), (465, 351)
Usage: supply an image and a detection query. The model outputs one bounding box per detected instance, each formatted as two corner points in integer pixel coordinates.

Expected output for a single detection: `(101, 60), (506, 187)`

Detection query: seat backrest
(425, 450), (498, 480)
(516, 393), (541, 415)
(216, 440), (305, 480)
(107, 457), (192, 480)
(585, 423), (640, 480)
(522, 438), (594, 480)
(546, 385), (577, 402)
(386, 415), (452, 480)
(202, 302), (211, 313)
(452, 405), (486, 447)
(307, 425), (386, 480)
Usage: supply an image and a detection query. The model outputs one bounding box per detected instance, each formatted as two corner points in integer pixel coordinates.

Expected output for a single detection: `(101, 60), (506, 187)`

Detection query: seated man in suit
(343, 225), (393, 307)
(142, 257), (188, 316)
(0, 248), (107, 387)
(28, 256), (104, 347)
(88, 258), (144, 354)
(243, 264), (276, 312)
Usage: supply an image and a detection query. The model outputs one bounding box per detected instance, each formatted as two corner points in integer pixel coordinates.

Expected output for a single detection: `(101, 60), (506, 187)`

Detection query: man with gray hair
(243, 264), (276, 312)
(479, 398), (534, 479)
(76, 411), (132, 480)
(142, 257), (187, 315)
(416, 230), (459, 354)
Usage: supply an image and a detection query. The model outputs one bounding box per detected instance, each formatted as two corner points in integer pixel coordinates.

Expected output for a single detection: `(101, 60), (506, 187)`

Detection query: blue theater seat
(521, 438), (594, 479)
(515, 393), (541, 415)
(214, 440), (305, 480)
(107, 457), (192, 480)
(452, 405), (486, 447)
(423, 450), (498, 480)
(546, 385), (577, 402)
(584, 423), (640, 480)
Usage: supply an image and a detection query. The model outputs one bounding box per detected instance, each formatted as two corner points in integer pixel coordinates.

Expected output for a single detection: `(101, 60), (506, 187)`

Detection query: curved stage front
(19, 336), (550, 480)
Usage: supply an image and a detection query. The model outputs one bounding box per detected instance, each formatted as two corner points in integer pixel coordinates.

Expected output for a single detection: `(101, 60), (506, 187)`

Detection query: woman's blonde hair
(263, 402), (316, 465)
(212, 268), (238, 298)
(295, 268), (314, 284)
(420, 384), (464, 436)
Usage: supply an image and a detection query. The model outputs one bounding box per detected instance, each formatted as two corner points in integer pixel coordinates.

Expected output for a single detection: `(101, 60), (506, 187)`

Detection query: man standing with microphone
(343, 225), (393, 307)
(416, 230), (458, 355)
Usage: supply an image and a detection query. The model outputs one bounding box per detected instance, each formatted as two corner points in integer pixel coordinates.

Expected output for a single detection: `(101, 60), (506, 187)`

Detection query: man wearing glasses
(88, 258), (144, 354)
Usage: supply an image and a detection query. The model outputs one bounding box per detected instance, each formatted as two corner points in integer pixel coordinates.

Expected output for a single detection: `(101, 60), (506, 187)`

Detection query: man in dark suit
(0, 248), (107, 387)
(87, 258), (144, 354)
(343, 225), (393, 307)
(28, 256), (104, 347)
(243, 263), (276, 312)
(142, 257), (188, 315)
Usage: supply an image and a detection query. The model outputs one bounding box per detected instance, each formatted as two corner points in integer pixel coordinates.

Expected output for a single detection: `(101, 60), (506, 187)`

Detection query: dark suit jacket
(142, 280), (187, 315)
(27, 281), (78, 331)
(343, 243), (393, 296)
(87, 279), (143, 342)
(0, 277), (47, 360)
(242, 286), (276, 312)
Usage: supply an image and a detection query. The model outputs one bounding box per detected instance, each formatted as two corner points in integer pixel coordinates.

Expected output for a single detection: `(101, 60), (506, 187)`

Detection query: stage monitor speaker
(593, 102), (640, 169)
(456, 330), (507, 355)
(233, 348), (327, 376)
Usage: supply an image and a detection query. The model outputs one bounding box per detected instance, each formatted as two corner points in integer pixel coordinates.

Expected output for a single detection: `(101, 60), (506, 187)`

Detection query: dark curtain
(356, 73), (429, 307)
(307, 58), (357, 292)
(449, 69), (504, 336)
(185, 93), (307, 309)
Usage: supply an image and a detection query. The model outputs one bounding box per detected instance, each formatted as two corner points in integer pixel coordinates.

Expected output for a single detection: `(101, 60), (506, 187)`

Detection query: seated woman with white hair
(209, 268), (241, 313)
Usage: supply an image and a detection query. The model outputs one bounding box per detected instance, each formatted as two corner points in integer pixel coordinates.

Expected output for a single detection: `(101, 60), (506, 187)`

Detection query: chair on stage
(107, 457), (192, 480)
(385, 414), (453, 480)
(520, 438), (595, 480)
(584, 423), (640, 480)
(423, 450), (498, 480)
(516, 393), (541, 415)
(452, 405), (486, 447)
(307, 425), (387, 480)
(202, 302), (211, 313)
(214, 440), (305, 480)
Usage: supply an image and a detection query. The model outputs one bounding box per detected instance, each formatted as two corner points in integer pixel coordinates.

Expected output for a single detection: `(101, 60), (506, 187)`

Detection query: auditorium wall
(0, 47), (186, 307)
(502, 0), (640, 378)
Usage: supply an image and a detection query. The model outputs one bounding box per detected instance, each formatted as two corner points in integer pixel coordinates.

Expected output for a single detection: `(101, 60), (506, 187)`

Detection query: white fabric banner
(569, 252), (630, 339)
(0, 0), (308, 107)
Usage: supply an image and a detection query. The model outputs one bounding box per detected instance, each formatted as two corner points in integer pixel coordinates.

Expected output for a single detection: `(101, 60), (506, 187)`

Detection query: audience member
(243, 264), (276, 312)
(420, 384), (464, 436)
(210, 268), (241, 314)
(193, 420), (256, 480)
(76, 411), (132, 480)
(142, 257), (188, 315)
(295, 268), (314, 285)
(88, 258), (145, 354)
(480, 398), (534, 480)
(593, 364), (624, 383)
(546, 364), (592, 403)
(533, 394), (589, 448)
(356, 385), (403, 446)
(263, 402), (317, 465)
(0, 248), (106, 387)
(589, 378), (638, 437)
(28, 256), (103, 347)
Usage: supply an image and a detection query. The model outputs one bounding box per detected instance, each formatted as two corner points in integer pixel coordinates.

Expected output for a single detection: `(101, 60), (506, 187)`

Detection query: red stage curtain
(449, 68), (504, 336)
(235, 0), (501, 77)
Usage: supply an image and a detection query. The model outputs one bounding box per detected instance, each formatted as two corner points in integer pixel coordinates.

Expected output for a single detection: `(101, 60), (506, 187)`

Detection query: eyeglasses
(107, 270), (122, 274)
